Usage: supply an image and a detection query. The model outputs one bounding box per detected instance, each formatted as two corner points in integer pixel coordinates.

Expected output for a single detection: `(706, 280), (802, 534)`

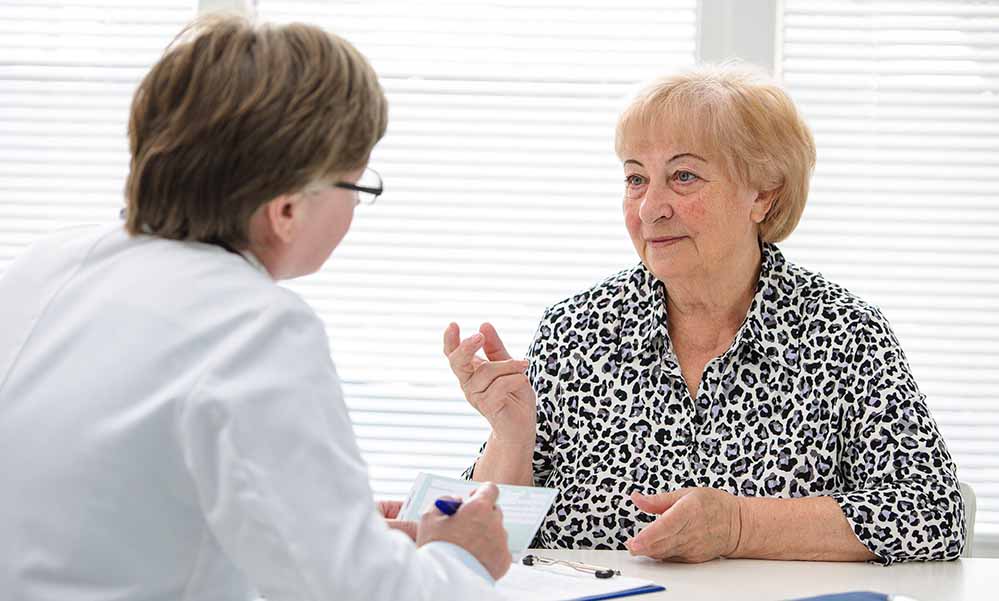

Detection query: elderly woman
(445, 65), (965, 564)
(0, 16), (509, 600)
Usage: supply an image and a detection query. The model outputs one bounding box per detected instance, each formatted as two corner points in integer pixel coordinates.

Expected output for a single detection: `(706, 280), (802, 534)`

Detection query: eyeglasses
(332, 167), (383, 206)
(521, 554), (621, 579)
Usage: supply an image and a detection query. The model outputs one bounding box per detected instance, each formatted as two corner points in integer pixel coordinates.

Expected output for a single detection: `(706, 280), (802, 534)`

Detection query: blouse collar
(621, 242), (801, 370)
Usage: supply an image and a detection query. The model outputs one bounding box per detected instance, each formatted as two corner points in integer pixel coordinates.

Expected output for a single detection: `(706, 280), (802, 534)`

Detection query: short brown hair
(125, 15), (388, 247)
(616, 64), (816, 243)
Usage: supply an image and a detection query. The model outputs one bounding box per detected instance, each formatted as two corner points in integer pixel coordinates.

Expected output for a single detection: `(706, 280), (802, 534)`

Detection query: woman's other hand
(443, 322), (536, 446)
(377, 499), (418, 541)
(626, 487), (743, 563)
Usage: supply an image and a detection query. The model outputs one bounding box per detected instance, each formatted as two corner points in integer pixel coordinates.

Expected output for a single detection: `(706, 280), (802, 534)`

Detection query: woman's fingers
(479, 322), (512, 361)
(463, 359), (530, 395)
(443, 322), (461, 355)
(445, 323), (535, 439)
(626, 488), (742, 563)
(445, 322), (524, 388)
(471, 372), (534, 415)
(631, 489), (687, 515)
(626, 505), (688, 558)
(444, 330), (485, 384)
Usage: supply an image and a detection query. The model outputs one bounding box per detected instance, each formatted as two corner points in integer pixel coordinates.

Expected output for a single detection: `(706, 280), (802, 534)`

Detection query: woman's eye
(625, 174), (646, 187)
(673, 170), (699, 183)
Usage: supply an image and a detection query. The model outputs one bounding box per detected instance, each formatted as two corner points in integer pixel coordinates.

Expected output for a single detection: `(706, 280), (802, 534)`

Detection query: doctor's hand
(443, 322), (536, 446)
(416, 482), (512, 580)
(377, 499), (418, 541)
(625, 487), (742, 563)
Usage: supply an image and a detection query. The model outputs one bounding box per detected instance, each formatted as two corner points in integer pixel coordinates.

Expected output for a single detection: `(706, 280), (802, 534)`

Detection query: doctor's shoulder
(217, 273), (332, 351)
(1, 224), (110, 272)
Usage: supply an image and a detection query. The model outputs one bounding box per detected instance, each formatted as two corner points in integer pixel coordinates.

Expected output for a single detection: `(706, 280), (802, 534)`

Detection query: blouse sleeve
(831, 307), (966, 564)
(462, 308), (559, 487)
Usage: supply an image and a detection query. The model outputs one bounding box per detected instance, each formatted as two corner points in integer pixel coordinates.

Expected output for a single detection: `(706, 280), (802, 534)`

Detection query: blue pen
(434, 499), (462, 515)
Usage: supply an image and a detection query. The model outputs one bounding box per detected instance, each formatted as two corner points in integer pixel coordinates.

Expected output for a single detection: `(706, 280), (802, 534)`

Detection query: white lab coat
(0, 224), (499, 601)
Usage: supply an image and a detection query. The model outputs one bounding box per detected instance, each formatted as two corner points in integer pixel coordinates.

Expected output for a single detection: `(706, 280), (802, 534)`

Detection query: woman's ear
(244, 193), (306, 280)
(751, 188), (778, 224)
(262, 193), (302, 244)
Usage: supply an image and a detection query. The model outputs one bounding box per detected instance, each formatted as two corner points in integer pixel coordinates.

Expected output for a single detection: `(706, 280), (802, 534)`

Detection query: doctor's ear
(750, 188), (778, 224)
(261, 193), (304, 245)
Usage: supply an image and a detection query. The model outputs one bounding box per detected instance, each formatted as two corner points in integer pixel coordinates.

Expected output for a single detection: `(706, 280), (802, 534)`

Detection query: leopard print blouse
(465, 243), (965, 564)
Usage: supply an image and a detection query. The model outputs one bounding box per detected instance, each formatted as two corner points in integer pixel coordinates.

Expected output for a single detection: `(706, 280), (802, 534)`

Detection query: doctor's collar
(120, 207), (270, 277)
(208, 236), (270, 276)
(120, 209), (270, 278)
(238, 248), (269, 275)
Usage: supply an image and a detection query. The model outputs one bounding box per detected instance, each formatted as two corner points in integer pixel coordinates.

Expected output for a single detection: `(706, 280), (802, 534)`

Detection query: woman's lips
(647, 236), (686, 247)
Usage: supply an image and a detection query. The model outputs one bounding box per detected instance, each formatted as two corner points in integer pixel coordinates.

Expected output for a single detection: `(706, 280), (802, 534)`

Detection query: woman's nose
(638, 181), (674, 224)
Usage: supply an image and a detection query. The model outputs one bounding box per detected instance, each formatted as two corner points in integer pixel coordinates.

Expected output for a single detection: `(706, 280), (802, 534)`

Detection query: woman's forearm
(470, 433), (535, 486)
(732, 495), (876, 561)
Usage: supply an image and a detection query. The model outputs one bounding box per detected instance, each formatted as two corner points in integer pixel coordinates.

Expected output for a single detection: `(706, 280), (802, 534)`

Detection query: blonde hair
(615, 64), (815, 242)
(125, 15), (388, 247)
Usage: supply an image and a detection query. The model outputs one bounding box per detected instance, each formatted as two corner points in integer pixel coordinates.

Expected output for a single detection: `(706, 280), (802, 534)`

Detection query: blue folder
(791, 593), (889, 601)
(571, 583), (667, 600)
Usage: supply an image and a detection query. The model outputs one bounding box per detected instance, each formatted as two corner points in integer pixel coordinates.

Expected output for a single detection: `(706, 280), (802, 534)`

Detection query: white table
(531, 550), (998, 600)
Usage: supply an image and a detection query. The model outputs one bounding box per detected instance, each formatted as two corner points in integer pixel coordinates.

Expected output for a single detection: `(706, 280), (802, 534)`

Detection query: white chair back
(960, 481), (976, 558)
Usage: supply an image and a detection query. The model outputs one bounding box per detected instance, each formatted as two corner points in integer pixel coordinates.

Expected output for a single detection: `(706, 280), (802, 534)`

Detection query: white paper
(496, 562), (661, 601)
(398, 472), (557, 552)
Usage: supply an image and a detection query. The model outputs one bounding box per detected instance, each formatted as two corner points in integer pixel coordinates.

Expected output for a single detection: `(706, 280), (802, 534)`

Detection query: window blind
(0, 0), (196, 265)
(11, 0), (985, 549)
(255, 0), (698, 496)
(780, 0), (999, 539)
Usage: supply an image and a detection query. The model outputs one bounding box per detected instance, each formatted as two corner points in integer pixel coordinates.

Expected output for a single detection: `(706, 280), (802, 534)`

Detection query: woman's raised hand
(443, 322), (536, 445)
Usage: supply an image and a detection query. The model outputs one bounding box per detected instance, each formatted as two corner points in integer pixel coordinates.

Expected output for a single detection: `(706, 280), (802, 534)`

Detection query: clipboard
(496, 562), (665, 600)
(399, 472), (557, 552)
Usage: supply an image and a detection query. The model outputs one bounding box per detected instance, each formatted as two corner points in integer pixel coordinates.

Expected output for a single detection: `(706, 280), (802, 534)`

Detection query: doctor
(0, 15), (509, 601)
